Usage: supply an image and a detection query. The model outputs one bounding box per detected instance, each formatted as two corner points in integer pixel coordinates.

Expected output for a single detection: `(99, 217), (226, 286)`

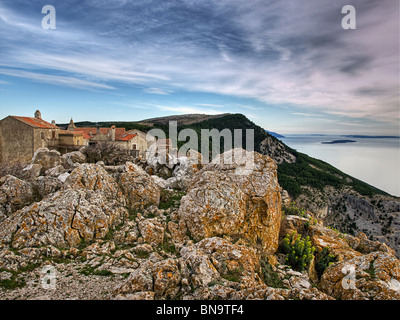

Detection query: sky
(0, 0), (399, 135)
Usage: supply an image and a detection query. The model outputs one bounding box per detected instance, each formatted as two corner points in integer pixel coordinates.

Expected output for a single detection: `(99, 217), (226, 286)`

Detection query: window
(132, 144), (137, 150)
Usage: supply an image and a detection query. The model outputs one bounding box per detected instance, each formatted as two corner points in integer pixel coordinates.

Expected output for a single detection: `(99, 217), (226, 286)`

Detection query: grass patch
(159, 190), (186, 210)
(79, 266), (113, 277)
(0, 262), (41, 290)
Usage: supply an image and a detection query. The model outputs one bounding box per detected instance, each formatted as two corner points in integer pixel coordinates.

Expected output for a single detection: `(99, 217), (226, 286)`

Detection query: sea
(279, 134), (400, 197)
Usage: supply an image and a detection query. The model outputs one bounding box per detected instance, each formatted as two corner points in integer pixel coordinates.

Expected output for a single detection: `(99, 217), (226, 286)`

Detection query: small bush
(84, 142), (131, 165)
(282, 202), (307, 218)
(281, 232), (315, 272)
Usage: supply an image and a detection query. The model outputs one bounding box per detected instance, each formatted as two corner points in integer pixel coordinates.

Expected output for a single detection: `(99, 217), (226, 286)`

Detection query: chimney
(111, 125), (116, 141)
(51, 120), (56, 125)
(34, 110), (41, 119)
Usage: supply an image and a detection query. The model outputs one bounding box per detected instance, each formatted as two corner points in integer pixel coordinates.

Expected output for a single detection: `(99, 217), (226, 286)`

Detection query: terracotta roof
(118, 133), (137, 141)
(70, 127), (135, 141)
(11, 116), (59, 129)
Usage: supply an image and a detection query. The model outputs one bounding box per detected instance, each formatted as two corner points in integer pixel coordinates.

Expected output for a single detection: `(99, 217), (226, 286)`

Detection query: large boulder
(0, 189), (128, 249)
(113, 256), (183, 299)
(64, 163), (124, 203)
(178, 149), (282, 254)
(61, 151), (86, 169)
(28, 148), (62, 174)
(118, 162), (161, 211)
(180, 237), (261, 288)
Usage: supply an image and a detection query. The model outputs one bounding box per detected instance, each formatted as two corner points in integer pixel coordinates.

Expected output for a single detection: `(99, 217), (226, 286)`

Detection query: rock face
(179, 149), (281, 254)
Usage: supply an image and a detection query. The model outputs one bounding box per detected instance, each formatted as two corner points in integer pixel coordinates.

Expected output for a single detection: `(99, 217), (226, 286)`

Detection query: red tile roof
(70, 127), (136, 141)
(118, 133), (137, 141)
(12, 116), (59, 129)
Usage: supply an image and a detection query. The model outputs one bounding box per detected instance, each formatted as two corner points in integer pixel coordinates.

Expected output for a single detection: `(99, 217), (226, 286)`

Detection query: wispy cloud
(156, 105), (222, 115)
(0, 68), (115, 90)
(143, 87), (173, 95)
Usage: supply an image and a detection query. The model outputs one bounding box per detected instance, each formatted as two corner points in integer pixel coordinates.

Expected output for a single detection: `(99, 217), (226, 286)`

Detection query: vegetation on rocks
(280, 232), (315, 272)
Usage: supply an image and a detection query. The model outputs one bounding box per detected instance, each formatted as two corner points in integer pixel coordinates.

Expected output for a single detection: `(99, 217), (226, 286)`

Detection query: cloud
(143, 87), (173, 95)
(156, 105), (222, 115)
(0, 0), (398, 132)
(196, 103), (225, 108)
(0, 68), (115, 90)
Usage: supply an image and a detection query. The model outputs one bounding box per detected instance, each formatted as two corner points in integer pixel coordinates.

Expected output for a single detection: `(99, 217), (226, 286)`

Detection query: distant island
(321, 139), (357, 144)
(341, 135), (400, 139)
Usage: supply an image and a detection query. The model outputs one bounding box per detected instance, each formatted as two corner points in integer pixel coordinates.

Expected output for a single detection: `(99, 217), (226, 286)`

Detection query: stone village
(0, 110), (158, 163)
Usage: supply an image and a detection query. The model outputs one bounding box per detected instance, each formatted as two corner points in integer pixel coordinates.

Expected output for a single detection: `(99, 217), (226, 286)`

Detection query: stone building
(0, 110), (59, 163)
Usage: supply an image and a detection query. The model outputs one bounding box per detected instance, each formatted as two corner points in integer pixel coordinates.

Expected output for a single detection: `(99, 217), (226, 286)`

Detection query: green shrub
(315, 247), (337, 278)
(282, 202), (307, 217)
(281, 232), (315, 272)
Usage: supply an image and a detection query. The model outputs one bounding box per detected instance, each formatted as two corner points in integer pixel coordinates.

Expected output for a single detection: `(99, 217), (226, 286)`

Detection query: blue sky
(0, 0), (399, 134)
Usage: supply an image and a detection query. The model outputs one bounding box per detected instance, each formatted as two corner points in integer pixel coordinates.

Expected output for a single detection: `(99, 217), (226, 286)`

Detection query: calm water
(280, 135), (400, 197)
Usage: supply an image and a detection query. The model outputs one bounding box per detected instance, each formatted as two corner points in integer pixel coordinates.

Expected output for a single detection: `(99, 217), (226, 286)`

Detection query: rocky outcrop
(0, 189), (128, 249)
(179, 149), (281, 254)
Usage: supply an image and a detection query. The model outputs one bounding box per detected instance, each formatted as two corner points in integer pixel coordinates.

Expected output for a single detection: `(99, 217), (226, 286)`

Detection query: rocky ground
(0, 147), (399, 300)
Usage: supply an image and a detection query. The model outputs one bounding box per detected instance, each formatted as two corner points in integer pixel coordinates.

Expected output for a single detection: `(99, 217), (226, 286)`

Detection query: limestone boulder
(113, 257), (183, 299)
(61, 151), (86, 169)
(0, 175), (34, 220)
(44, 165), (66, 177)
(180, 237), (261, 287)
(29, 148), (62, 174)
(178, 149), (281, 254)
(118, 162), (160, 211)
(0, 189), (128, 249)
(35, 176), (63, 199)
(64, 163), (124, 203)
(138, 218), (165, 247)
(165, 150), (204, 190)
